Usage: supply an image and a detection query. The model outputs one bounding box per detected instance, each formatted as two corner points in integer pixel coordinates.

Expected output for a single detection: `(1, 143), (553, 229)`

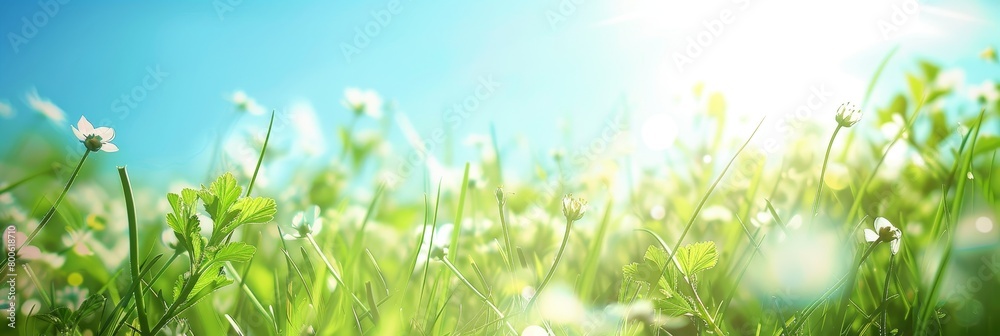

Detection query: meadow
(1, 54), (999, 336)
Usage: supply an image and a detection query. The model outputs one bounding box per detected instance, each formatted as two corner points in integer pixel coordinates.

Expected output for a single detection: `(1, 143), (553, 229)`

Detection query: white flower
(415, 223), (453, 264)
(26, 88), (65, 123)
(342, 88), (383, 118)
(834, 101), (862, 128)
(864, 217), (902, 255)
(230, 90), (265, 115)
(969, 80), (999, 104)
(72, 116), (118, 152)
(284, 205), (323, 239)
(934, 69), (965, 91)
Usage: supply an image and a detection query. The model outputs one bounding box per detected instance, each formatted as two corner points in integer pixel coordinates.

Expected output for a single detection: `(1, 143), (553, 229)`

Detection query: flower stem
(688, 279), (726, 335)
(812, 125), (842, 221)
(441, 257), (517, 334)
(526, 218), (574, 310)
(880, 253), (895, 336)
(149, 270), (202, 335)
(305, 234), (368, 310)
(117, 167), (150, 335)
(496, 198), (515, 270)
(17, 150), (90, 253)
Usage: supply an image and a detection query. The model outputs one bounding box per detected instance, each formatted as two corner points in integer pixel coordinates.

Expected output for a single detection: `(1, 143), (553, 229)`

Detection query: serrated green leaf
(622, 262), (639, 280)
(167, 193), (182, 215)
(179, 272), (234, 313)
(181, 188), (199, 206)
(655, 294), (695, 317)
(36, 307), (74, 332)
(72, 294), (105, 321)
(210, 210), (242, 244)
(205, 242), (256, 270)
(190, 233), (205, 264)
(643, 245), (669, 269)
(201, 173), (243, 226)
(636, 246), (670, 285)
(677, 241), (718, 276)
(231, 197), (277, 229)
(173, 274), (184, 301)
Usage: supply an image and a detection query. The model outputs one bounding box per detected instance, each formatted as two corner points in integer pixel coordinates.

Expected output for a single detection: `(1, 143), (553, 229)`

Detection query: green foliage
(676, 241), (718, 277)
(622, 242), (719, 319)
(35, 294), (105, 334)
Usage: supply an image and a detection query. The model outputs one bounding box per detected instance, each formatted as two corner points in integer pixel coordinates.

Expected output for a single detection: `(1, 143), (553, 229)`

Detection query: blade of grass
(449, 162), (471, 262)
(117, 166), (150, 335)
(281, 248), (315, 305)
(580, 198), (613, 302)
(917, 108), (986, 329)
(245, 110), (274, 197)
(418, 180), (443, 312)
(659, 117), (765, 283)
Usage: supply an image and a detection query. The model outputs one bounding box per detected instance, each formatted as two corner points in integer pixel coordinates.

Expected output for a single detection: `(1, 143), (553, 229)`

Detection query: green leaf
(201, 173), (243, 226)
(677, 241), (719, 276)
(918, 60), (940, 82)
(655, 294), (696, 317)
(173, 274), (186, 301)
(190, 233), (205, 265)
(906, 73), (925, 102)
(230, 197), (277, 230)
(205, 242), (256, 270)
(36, 307), (74, 332)
(974, 135), (1000, 156)
(78, 294), (105, 318)
(180, 272), (235, 313)
(166, 188), (204, 254)
(70, 294), (105, 324)
(623, 246), (672, 286)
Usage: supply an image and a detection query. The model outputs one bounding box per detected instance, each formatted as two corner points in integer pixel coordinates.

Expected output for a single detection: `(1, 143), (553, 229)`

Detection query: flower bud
(835, 102), (862, 127)
(495, 186), (506, 206)
(561, 194), (587, 221)
(84, 135), (104, 152)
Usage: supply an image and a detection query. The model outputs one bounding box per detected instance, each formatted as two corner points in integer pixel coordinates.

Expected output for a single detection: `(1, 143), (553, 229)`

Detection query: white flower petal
(864, 229), (878, 242)
(874, 217), (892, 231)
(890, 238), (900, 255)
(93, 127), (115, 141)
(72, 126), (86, 141)
(292, 212), (305, 226)
(101, 143), (119, 152)
(232, 90), (248, 105)
(77, 116), (95, 134)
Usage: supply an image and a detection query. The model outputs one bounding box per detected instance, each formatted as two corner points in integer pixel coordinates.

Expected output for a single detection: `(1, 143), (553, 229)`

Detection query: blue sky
(1, 0), (998, 187)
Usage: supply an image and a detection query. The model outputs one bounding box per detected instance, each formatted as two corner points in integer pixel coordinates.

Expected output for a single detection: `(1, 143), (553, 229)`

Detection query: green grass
(1, 57), (998, 335)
